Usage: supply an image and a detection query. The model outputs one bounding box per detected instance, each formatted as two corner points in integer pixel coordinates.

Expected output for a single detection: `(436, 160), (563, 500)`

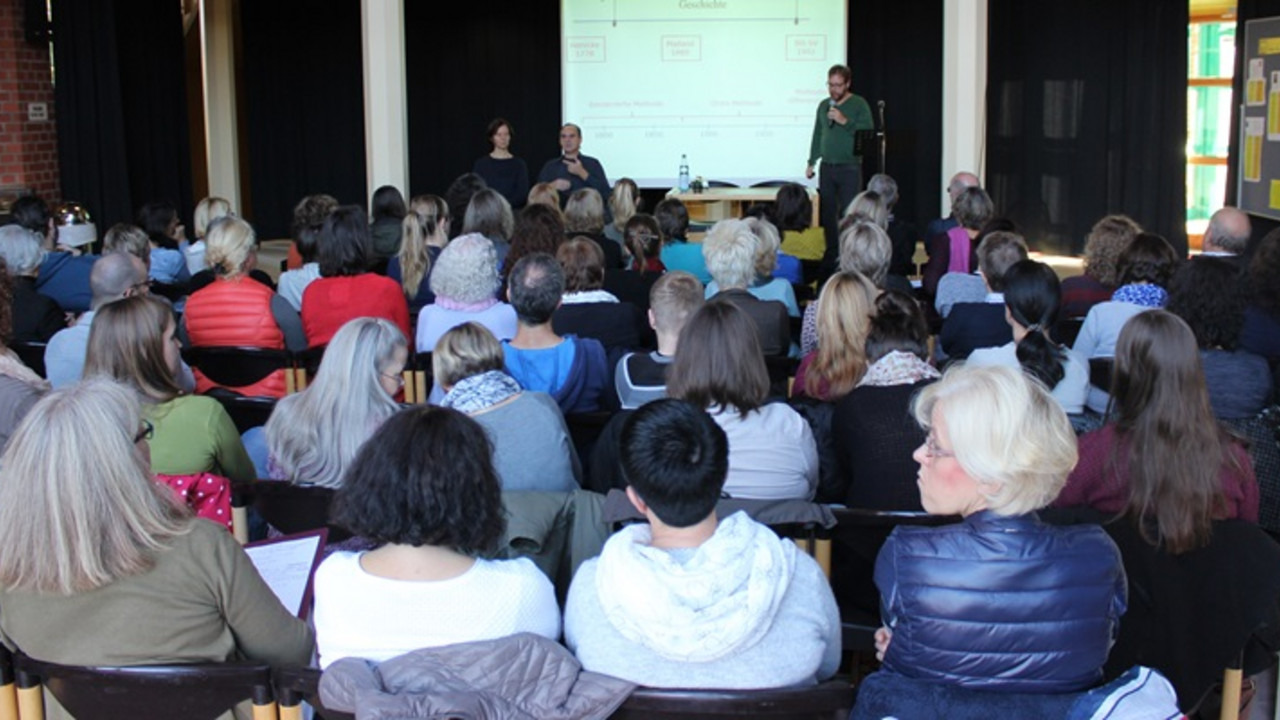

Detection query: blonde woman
(85, 294), (256, 481)
(434, 322), (580, 491)
(0, 378), (312, 680)
(604, 177), (640, 245)
(264, 317), (406, 488)
(792, 271), (878, 401)
(180, 216), (306, 398)
(388, 195), (449, 311)
(186, 196), (232, 274)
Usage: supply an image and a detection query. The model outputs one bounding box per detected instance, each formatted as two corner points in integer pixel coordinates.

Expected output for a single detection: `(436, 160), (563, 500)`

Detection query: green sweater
(147, 395), (257, 481)
(807, 93), (873, 166)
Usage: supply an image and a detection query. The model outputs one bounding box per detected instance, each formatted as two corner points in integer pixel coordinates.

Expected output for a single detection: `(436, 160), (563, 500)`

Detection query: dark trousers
(819, 160), (863, 271)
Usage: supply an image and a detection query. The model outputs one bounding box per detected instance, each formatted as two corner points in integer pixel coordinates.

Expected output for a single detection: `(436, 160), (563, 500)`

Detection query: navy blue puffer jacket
(874, 510), (1127, 693)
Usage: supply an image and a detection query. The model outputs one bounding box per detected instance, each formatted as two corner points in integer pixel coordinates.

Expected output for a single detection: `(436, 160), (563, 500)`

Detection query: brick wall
(0, 0), (60, 203)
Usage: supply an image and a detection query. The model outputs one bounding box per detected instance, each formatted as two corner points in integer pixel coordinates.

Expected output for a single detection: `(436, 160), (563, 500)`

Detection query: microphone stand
(877, 100), (887, 175)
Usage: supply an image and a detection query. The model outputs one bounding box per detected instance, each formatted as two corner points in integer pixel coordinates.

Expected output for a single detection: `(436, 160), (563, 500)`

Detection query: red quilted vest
(185, 278), (288, 398)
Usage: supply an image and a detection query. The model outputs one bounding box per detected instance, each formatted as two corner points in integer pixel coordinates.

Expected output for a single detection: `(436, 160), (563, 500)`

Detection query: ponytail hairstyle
(398, 195), (449, 298)
(1002, 260), (1066, 389)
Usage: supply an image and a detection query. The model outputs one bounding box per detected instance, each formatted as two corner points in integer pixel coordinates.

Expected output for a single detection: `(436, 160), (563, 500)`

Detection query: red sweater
(1056, 424), (1259, 522)
(300, 274), (411, 347)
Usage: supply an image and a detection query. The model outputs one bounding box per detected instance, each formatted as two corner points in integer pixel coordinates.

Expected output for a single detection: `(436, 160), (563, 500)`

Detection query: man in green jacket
(806, 64), (873, 266)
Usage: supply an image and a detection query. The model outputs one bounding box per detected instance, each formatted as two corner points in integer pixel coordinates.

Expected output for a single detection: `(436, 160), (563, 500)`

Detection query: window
(1187, 3), (1236, 248)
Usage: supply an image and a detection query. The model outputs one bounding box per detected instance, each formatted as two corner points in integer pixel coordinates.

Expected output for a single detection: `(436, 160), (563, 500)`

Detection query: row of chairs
(0, 647), (856, 720)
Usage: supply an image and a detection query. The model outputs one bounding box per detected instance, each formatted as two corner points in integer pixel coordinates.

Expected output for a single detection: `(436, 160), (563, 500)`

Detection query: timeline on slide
(560, 0), (848, 187)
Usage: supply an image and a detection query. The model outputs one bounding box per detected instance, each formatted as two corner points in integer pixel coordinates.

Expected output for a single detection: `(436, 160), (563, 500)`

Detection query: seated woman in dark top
(552, 236), (645, 358)
(920, 186), (993, 299)
(368, 185), (407, 261)
(472, 118), (529, 210)
(388, 194), (449, 312)
(1167, 257), (1272, 420)
(1240, 227), (1280, 366)
(0, 225), (64, 343)
(462, 189), (515, 268)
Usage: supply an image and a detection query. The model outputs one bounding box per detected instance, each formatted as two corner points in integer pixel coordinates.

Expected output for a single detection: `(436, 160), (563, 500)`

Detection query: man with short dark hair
(536, 123), (611, 203)
(564, 398), (840, 689)
(502, 252), (609, 413)
(806, 64), (873, 266)
(938, 231), (1029, 361)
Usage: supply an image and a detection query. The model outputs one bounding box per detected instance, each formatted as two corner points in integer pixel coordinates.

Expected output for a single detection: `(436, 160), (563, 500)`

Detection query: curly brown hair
(1082, 214), (1141, 286)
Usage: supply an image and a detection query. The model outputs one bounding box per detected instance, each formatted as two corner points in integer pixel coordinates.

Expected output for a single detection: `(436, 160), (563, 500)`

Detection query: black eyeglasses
(133, 419), (154, 443)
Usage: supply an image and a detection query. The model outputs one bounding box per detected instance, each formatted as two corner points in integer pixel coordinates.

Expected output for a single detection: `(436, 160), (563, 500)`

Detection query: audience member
(526, 182), (562, 213)
(472, 117), (530, 210)
(792, 271), (878, 402)
(444, 172), (489, 239)
(933, 217), (1017, 318)
(969, 260), (1089, 415)
(553, 237), (644, 358)
(0, 258), (48, 449)
(702, 219), (790, 357)
(615, 271), (704, 410)
(831, 290), (939, 510)
(706, 216), (800, 318)
(1057, 310), (1258, 522)
(535, 123), (611, 203)
(11, 195), (98, 313)
(868, 173), (920, 278)
(564, 398), (840, 688)
(0, 379), (312, 686)
(842, 189), (887, 227)
(503, 202), (567, 288)
(369, 185), (407, 261)
(182, 217), (305, 398)
(924, 171), (979, 237)
(84, 295), (255, 480)
(0, 224), (65, 343)
(604, 177), (641, 246)
(1240, 227), (1280, 363)
(873, 365), (1126, 692)
(186, 196), (232, 275)
(1073, 232), (1179, 413)
(1060, 214), (1141, 319)
(502, 253), (609, 414)
(775, 182), (824, 263)
(388, 194), (449, 311)
(921, 185), (992, 298)
(278, 194), (338, 311)
(463, 188), (515, 267)
(655, 197), (710, 284)
(300, 206), (411, 348)
(416, 233), (517, 354)
(603, 212), (664, 310)
(564, 188), (623, 269)
(1166, 257), (1272, 419)
(435, 323), (581, 492)
(937, 231), (1028, 361)
(799, 219), (903, 355)
(262, 317), (405, 487)
(667, 301), (818, 499)
(1200, 206), (1251, 265)
(136, 200), (191, 287)
(313, 404), (559, 668)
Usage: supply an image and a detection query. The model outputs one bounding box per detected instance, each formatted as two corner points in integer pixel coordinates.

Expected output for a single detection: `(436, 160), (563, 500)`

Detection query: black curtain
(986, 0), (1188, 256)
(849, 0), (945, 244)
(52, 0), (193, 229)
(404, 1), (561, 200)
(241, 0), (365, 239)
(1227, 0), (1280, 245)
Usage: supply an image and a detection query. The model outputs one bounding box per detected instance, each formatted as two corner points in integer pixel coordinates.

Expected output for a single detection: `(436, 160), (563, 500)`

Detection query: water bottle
(678, 154), (690, 192)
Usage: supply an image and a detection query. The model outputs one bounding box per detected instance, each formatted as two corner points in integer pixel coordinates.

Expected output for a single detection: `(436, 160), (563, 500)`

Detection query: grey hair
(564, 189), (606, 234)
(743, 216), (781, 277)
(265, 317), (405, 489)
(0, 378), (192, 594)
(867, 174), (898, 208)
(953, 186), (994, 230)
(429, 233), (502, 304)
(702, 219), (758, 290)
(838, 220), (892, 286)
(0, 225), (46, 275)
(462, 189), (514, 243)
(912, 364), (1076, 516)
(843, 190), (888, 228)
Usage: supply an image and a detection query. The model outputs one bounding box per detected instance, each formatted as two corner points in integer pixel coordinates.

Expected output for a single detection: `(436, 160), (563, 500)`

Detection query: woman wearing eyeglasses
(262, 317), (406, 488)
(84, 295), (255, 482)
(871, 364), (1127, 692)
(0, 379), (312, 707)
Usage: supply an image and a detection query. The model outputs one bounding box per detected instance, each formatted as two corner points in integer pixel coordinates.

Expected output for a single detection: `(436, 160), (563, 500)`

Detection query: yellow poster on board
(1246, 117), (1265, 182)
(1250, 58), (1268, 105)
(1270, 180), (1280, 209)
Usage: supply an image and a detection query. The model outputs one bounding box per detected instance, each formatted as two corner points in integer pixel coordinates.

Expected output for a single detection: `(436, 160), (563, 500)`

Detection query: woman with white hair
(0, 224), (64, 343)
(264, 317), (406, 488)
(702, 219), (790, 357)
(415, 233), (517, 354)
(181, 216), (306, 398)
(871, 364), (1126, 692)
(705, 216), (800, 317)
(0, 379), (312, 685)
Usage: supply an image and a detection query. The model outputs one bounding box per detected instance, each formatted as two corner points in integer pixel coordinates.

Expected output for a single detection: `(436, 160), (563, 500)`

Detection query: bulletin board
(1239, 17), (1280, 220)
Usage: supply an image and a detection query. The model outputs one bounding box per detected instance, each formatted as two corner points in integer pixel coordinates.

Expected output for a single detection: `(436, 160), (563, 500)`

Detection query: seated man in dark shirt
(615, 271), (704, 409)
(937, 231), (1027, 362)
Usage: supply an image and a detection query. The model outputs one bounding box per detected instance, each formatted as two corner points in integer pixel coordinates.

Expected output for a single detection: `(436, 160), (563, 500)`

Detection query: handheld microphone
(827, 99), (836, 128)
(877, 100), (886, 127)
